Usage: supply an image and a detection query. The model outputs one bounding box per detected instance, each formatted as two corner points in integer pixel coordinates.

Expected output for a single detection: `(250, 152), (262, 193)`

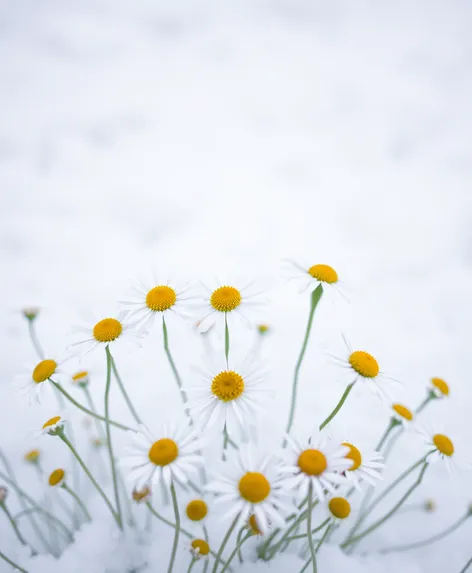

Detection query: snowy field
(1, 0), (472, 572)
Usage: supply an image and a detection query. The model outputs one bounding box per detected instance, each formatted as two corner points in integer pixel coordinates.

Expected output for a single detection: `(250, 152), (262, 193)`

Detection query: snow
(1, 0), (472, 571)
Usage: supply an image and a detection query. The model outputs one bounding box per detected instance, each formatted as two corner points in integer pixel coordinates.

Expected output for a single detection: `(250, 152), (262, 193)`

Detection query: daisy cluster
(1, 263), (470, 573)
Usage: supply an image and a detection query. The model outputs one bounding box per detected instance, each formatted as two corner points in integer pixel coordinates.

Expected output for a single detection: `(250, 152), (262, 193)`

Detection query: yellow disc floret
(211, 370), (244, 401)
(191, 539), (210, 556)
(48, 468), (65, 486)
(32, 359), (57, 383)
(42, 416), (62, 429)
(186, 499), (208, 521)
(238, 472), (271, 503)
(93, 318), (123, 343)
(210, 286), (242, 312)
(328, 497), (351, 519)
(24, 449), (40, 463)
(146, 286), (177, 312)
(349, 351), (379, 378)
(392, 403), (413, 421)
(148, 439), (179, 466)
(72, 371), (89, 384)
(433, 434), (454, 457)
(297, 449), (328, 476)
(308, 264), (338, 284)
(342, 443), (362, 471)
(431, 377), (449, 396)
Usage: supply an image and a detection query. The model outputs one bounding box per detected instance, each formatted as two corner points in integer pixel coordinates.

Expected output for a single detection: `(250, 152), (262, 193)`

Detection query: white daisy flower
(429, 377), (450, 399)
(39, 415), (67, 436)
(119, 275), (197, 332)
(195, 278), (265, 334)
(283, 260), (346, 299)
(185, 352), (270, 442)
(17, 355), (66, 403)
(188, 538), (210, 560)
(121, 423), (204, 492)
(340, 442), (384, 490)
(206, 444), (293, 535)
(281, 432), (351, 502)
(71, 370), (90, 388)
(417, 426), (469, 474)
(391, 403), (415, 428)
(328, 335), (401, 401)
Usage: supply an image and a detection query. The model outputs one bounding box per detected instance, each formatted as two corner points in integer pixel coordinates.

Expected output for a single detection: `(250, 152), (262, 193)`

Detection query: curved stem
(167, 484), (180, 573)
(285, 284), (323, 440)
(319, 382), (354, 431)
(187, 558), (197, 573)
(1, 501), (32, 550)
(305, 483), (318, 573)
(110, 352), (142, 424)
(62, 484), (91, 523)
(28, 320), (44, 359)
(104, 346), (123, 529)
(50, 381), (133, 432)
(0, 549), (28, 573)
(163, 316), (189, 410)
(460, 556), (472, 573)
(286, 518), (331, 542)
(235, 526), (245, 564)
(212, 515), (238, 573)
(83, 386), (106, 440)
(220, 532), (251, 573)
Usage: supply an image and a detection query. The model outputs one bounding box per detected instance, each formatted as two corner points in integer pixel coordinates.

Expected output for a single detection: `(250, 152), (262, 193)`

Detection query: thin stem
(83, 386), (106, 440)
(187, 558), (197, 573)
(319, 382), (354, 431)
(220, 532), (251, 573)
(415, 393), (434, 414)
(342, 461), (429, 548)
(212, 515), (239, 573)
(167, 484), (181, 573)
(305, 483), (318, 573)
(110, 352), (142, 424)
(104, 346), (123, 529)
(13, 509), (57, 555)
(50, 381), (134, 432)
(58, 433), (120, 528)
(285, 284), (323, 439)
(163, 316), (189, 410)
(299, 524), (331, 573)
(286, 518), (331, 542)
(28, 320), (44, 359)
(376, 420), (397, 451)
(235, 526), (245, 564)
(203, 525), (210, 573)
(379, 513), (469, 554)
(224, 314), (230, 367)
(0, 549), (28, 573)
(62, 484), (91, 523)
(459, 556), (472, 573)
(1, 501), (30, 549)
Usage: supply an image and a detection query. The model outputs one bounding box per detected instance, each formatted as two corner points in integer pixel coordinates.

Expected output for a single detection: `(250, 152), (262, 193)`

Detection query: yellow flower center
(191, 539), (210, 556)
(48, 469), (65, 486)
(392, 403), (413, 421)
(249, 514), (262, 535)
(308, 264), (338, 284)
(238, 472), (271, 503)
(93, 318), (123, 343)
(349, 350), (379, 378)
(146, 285), (177, 312)
(24, 449), (40, 463)
(297, 449), (327, 476)
(258, 324), (270, 334)
(32, 359), (57, 383)
(148, 438), (179, 466)
(72, 371), (89, 383)
(328, 497), (351, 519)
(433, 434), (454, 457)
(342, 443), (362, 471)
(211, 370), (244, 402)
(186, 499), (208, 521)
(43, 416), (61, 429)
(132, 487), (151, 502)
(431, 377), (449, 396)
(210, 286), (242, 312)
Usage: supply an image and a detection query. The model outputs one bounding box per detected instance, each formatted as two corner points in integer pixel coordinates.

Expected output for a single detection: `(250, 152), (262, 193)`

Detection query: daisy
(429, 377), (450, 399)
(206, 444), (293, 535)
(189, 538), (210, 560)
(341, 442), (384, 489)
(391, 403), (415, 427)
(282, 431), (351, 501)
(119, 276), (196, 332)
(132, 486), (151, 504)
(71, 370), (90, 388)
(24, 449), (41, 465)
(417, 426), (469, 473)
(17, 356), (66, 403)
(48, 468), (66, 487)
(324, 494), (356, 523)
(69, 312), (135, 357)
(195, 278), (265, 334)
(40, 415), (66, 436)
(185, 498), (208, 522)
(283, 260), (346, 298)
(121, 423), (204, 493)
(185, 352), (270, 442)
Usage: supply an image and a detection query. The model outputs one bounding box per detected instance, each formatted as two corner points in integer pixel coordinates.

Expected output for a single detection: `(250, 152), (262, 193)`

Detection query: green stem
(13, 509), (57, 555)
(62, 484), (91, 523)
(110, 352), (142, 425)
(319, 382), (354, 431)
(379, 513), (469, 554)
(203, 525), (210, 573)
(299, 524), (331, 573)
(305, 483), (318, 573)
(460, 556), (472, 573)
(415, 393), (434, 414)
(342, 461), (429, 548)
(376, 420), (397, 451)
(0, 549), (28, 573)
(285, 284), (323, 439)
(83, 386), (106, 440)
(235, 526), (245, 564)
(285, 518), (331, 542)
(220, 532), (251, 573)
(28, 320), (44, 359)
(163, 316), (189, 410)
(58, 432), (120, 528)
(212, 515), (238, 573)
(104, 346), (123, 529)
(167, 484), (181, 573)
(50, 381), (133, 432)
(224, 313), (230, 367)
(187, 558), (197, 573)
(1, 501), (32, 551)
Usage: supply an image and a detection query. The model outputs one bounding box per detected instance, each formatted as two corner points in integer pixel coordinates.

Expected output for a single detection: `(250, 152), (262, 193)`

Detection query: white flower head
(206, 444), (293, 535)
(417, 426), (469, 474)
(429, 377), (450, 399)
(391, 403), (415, 428)
(281, 431), (351, 501)
(340, 441), (384, 490)
(121, 423), (204, 493)
(17, 354), (67, 403)
(39, 415), (67, 437)
(185, 351), (270, 442)
(188, 538), (210, 560)
(282, 259), (347, 300)
(321, 492), (359, 525)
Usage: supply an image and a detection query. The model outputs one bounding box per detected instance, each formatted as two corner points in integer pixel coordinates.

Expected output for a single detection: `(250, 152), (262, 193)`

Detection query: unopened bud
(424, 499), (435, 512)
(22, 307), (40, 321)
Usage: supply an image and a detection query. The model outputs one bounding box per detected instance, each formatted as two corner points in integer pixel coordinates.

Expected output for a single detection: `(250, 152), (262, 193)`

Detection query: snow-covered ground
(1, 1), (472, 571)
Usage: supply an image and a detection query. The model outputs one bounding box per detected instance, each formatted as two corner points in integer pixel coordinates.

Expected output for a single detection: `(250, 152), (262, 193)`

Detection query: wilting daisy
(429, 377), (450, 399)
(119, 276), (196, 332)
(132, 486), (151, 504)
(417, 426), (469, 473)
(283, 260), (345, 298)
(391, 403), (415, 427)
(17, 356), (65, 402)
(121, 423), (204, 493)
(195, 278), (265, 333)
(282, 432), (351, 501)
(40, 416), (66, 436)
(341, 442), (383, 489)
(189, 538), (210, 560)
(70, 312), (135, 356)
(185, 352), (270, 442)
(206, 445), (293, 535)
(328, 335), (401, 401)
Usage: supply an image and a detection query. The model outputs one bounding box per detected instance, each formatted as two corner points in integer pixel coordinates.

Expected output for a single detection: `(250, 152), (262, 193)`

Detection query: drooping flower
(40, 416), (66, 436)
(189, 538), (210, 559)
(429, 377), (450, 398)
(283, 260), (346, 299)
(48, 468), (65, 487)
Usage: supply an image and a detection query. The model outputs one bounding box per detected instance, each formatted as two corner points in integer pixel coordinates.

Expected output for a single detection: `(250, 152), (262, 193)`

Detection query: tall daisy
(185, 353), (270, 442)
(341, 442), (384, 489)
(283, 259), (345, 298)
(121, 423), (204, 492)
(17, 355), (66, 402)
(281, 432), (351, 501)
(70, 312), (135, 356)
(417, 427), (469, 474)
